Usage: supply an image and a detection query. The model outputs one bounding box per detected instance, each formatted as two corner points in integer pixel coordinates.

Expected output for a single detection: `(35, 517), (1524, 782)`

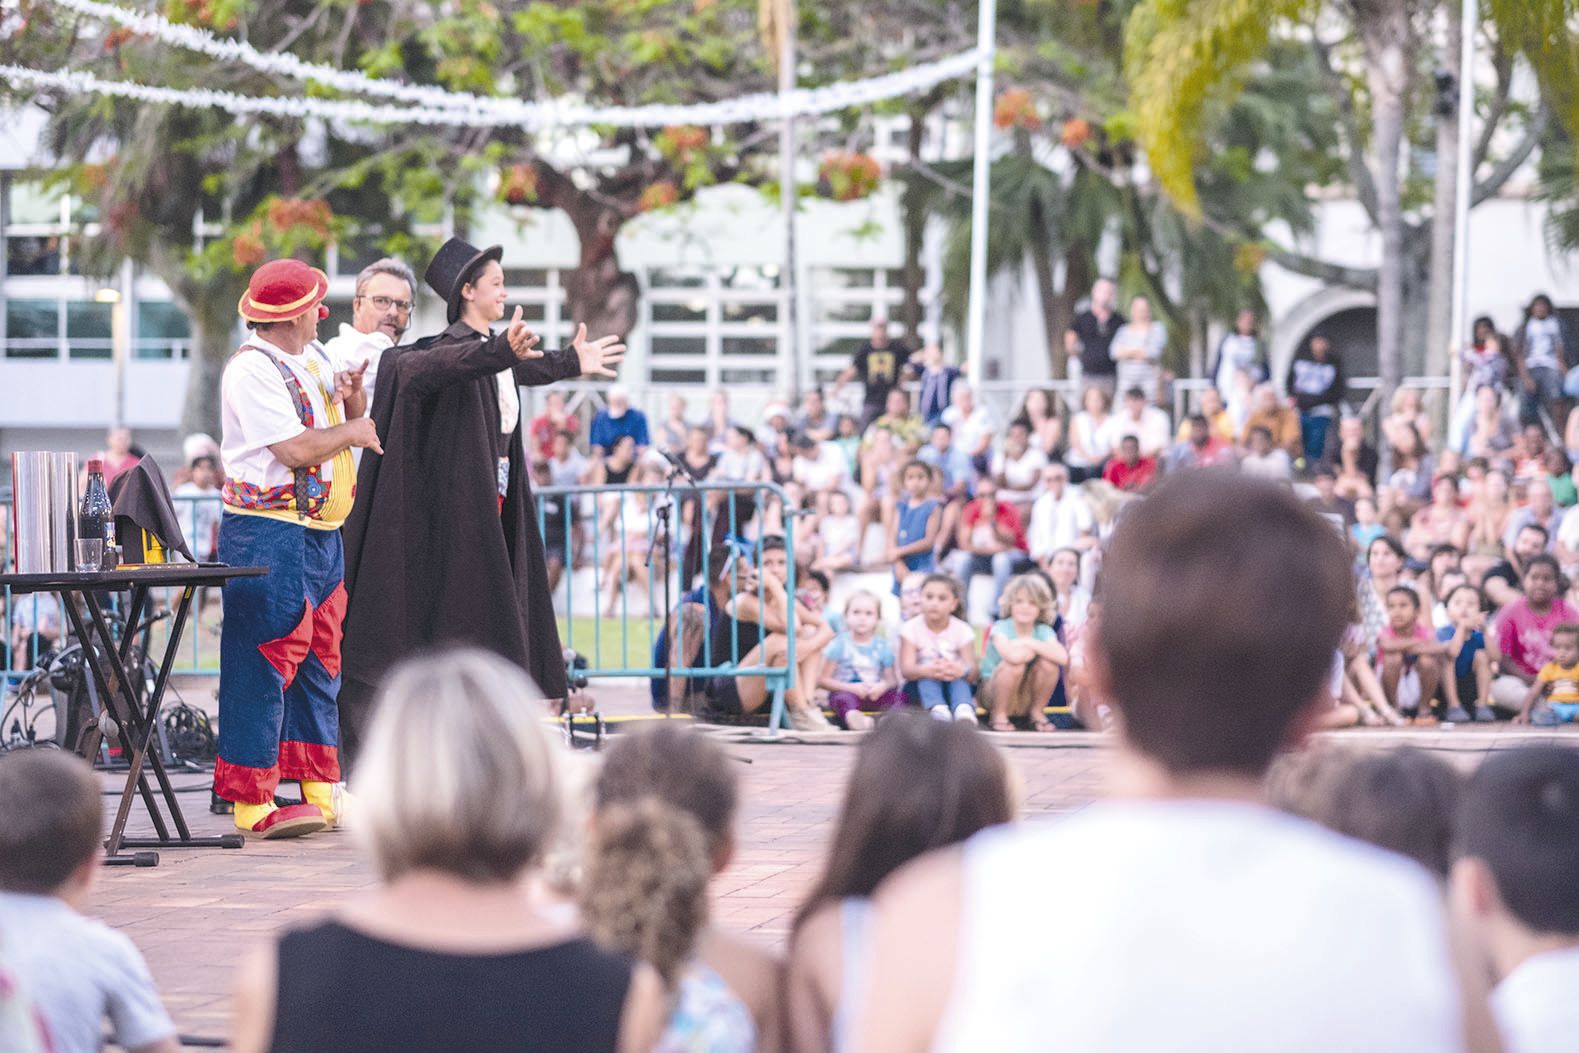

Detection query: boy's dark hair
(1312, 465), (1337, 481)
(1277, 747), (1464, 878)
(1249, 426), (1273, 441)
(930, 423), (953, 437)
(1123, 387), (1146, 401)
(759, 535), (787, 555)
(1552, 622), (1579, 644)
(900, 458), (932, 480)
(1520, 523), (1551, 544)
(0, 750), (102, 893)
(1454, 745), (1579, 934)
(803, 569), (831, 593)
(731, 424), (757, 443)
(189, 454), (218, 471)
(1098, 473), (1350, 777)
(595, 722), (739, 859)
(1387, 585), (1421, 609)
(1444, 583), (1484, 608)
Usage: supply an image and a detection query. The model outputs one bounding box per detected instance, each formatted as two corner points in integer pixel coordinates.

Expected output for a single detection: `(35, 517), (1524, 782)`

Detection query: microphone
(659, 447), (701, 484)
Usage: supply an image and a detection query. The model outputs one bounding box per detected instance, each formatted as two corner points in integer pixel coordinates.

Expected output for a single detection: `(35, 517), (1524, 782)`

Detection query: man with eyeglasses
(322, 257), (418, 417)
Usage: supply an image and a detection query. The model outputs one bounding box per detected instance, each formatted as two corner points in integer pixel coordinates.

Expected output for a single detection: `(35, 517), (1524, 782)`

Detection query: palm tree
(1126, 0), (1578, 417)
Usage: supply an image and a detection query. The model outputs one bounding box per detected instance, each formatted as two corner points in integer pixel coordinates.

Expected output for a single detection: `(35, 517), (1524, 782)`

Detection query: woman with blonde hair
(978, 573), (1069, 732)
(230, 649), (664, 1053)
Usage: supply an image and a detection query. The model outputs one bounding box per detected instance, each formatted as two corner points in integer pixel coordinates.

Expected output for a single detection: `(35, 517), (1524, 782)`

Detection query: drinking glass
(74, 537), (104, 573)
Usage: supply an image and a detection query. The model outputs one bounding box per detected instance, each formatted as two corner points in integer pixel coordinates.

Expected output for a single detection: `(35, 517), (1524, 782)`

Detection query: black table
(0, 564), (267, 866)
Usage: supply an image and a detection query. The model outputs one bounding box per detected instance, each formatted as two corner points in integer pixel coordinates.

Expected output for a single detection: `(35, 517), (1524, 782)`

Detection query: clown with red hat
(214, 258), (382, 838)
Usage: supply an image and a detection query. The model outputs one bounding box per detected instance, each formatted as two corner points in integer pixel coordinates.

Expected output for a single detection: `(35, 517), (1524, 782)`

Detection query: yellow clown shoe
(234, 800), (325, 839)
(300, 781), (353, 830)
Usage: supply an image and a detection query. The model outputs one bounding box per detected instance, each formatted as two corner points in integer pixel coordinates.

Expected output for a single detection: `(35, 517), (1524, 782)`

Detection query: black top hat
(424, 237), (504, 325)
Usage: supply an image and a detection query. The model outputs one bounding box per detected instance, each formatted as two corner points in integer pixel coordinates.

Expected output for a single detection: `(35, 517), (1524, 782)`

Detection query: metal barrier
(533, 479), (803, 732)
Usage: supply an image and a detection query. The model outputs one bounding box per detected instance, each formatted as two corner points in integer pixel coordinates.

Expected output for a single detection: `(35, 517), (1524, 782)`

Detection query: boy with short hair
(856, 472), (1496, 1052)
(0, 751), (178, 1053)
(1450, 745), (1579, 1053)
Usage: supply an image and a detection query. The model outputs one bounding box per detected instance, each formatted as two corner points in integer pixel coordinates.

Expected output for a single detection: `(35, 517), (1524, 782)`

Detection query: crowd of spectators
(3, 476), (1576, 1052)
(528, 284), (1578, 733)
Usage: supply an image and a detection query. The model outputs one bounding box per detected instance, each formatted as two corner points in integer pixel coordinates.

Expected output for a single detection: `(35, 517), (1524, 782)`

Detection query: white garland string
(39, 0), (988, 128)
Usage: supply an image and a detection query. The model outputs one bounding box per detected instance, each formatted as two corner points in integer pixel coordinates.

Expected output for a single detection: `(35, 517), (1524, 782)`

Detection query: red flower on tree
(818, 151), (882, 202)
(1061, 118), (1093, 149)
(638, 181), (680, 212)
(994, 88), (1041, 131)
(498, 164), (538, 205)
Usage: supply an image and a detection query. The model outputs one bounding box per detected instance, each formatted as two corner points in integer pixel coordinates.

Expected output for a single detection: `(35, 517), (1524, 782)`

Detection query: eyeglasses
(357, 294), (413, 315)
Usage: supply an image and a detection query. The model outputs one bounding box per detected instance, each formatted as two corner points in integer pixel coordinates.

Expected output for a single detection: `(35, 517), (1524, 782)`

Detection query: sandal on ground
(988, 720), (1015, 732)
(1030, 719), (1056, 733)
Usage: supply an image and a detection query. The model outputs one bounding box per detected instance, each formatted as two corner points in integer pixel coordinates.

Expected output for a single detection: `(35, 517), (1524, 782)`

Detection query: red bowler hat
(238, 258), (331, 324)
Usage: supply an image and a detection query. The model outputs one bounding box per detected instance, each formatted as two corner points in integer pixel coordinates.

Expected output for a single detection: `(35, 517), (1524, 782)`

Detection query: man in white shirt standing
(1450, 745), (1579, 1053)
(320, 257), (416, 420)
(856, 472), (1497, 1053)
(213, 258), (381, 839)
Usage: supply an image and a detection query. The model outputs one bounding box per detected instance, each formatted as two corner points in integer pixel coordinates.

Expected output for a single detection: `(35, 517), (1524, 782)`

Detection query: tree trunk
(1423, 4), (1462, 383)
(900, 104), (930, 347)
(1355, 0), (1413, 466)
(561, 198), (640, 342)
(181, 311), (232, 440)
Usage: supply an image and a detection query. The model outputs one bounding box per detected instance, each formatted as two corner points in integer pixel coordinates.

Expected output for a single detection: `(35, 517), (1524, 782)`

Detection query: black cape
(341, 320), (580, 720)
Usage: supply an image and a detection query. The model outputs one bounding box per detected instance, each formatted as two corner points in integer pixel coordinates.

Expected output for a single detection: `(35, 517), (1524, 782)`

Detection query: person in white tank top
(853, 473), (1502, 1053)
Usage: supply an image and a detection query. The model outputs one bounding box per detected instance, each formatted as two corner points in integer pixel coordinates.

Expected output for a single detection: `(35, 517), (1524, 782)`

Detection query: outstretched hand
(571, 322), (626, 379)
(506, 306), (544, 361)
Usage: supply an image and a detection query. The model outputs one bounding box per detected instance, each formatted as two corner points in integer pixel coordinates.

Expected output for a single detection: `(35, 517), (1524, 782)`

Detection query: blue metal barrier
(534, 480), (801, 733)
(4, 483), (805, 732)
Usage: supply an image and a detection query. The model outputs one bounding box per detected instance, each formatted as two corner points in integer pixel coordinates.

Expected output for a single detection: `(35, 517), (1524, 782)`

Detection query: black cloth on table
(107, 455), (195, 562)
(340, 322), (582, 757)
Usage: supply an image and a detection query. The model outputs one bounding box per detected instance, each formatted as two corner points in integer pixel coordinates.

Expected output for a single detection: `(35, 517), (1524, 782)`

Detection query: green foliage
(1124, 0), (1309, 215)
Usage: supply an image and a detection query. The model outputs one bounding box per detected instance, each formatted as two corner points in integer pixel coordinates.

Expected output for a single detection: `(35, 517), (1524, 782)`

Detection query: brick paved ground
(79, 677), (1576, 1045)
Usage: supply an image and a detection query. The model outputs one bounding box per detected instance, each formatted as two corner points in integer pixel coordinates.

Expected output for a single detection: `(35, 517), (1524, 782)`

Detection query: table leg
(82, 593), (172, 851)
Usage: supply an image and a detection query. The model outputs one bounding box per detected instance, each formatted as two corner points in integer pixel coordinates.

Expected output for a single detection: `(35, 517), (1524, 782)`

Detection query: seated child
(797, 569), (842, 635)
(0, 751), (179, 1053)
(818, 590), (905, 731)
(811, 489), (861, 574)
(978, 574), (1069, 732)
(1377, 585), (1461, 724)
(898, 574), (979, 723)
(1437, 584), (1498, 723)
(886, 460), (941, 592)
(1514, 622), (1579, 725)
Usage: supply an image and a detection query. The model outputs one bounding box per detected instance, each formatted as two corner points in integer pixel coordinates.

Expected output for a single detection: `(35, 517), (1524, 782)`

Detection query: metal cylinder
(48, 452), (79, 573)
(11, 452), (50, 574)
(10, 451), (78, 573)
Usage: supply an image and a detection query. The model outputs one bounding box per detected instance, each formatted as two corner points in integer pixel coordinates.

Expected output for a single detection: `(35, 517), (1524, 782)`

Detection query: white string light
(36, 0), (987, 129)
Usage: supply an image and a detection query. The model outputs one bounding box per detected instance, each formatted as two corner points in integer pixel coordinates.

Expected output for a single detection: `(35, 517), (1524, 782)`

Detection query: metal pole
(1448, 0), (1476, 409)
(964, 0), (997, 382)
(778, 0), (801, 401)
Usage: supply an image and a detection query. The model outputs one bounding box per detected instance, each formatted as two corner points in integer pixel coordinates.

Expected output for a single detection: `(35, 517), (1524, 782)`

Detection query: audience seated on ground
(229, 649), (665, 1053)
(0, 750), (179, 1053)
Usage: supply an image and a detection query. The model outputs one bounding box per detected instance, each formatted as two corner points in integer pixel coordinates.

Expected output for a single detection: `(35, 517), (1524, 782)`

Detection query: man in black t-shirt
(836, 318), (913, 426)
(1064, 278), (1124, 393)
(1484, 523), (1550, 609)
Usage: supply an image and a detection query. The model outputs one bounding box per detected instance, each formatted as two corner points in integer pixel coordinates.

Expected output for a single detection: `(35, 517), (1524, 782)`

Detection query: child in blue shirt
(1435, 583), (1497, 722)
(979, 573), (1069, 731)
(887, 459), (941, 592)
(818, 590), (904, 731)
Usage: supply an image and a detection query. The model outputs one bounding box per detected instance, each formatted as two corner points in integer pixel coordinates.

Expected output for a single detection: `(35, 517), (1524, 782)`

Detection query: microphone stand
(653, 450), (699, 713)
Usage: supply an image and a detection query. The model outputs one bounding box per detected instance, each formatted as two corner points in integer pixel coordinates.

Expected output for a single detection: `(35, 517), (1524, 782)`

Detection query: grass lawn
(557, 615), (659, 672)
(158, 615), (659, 677)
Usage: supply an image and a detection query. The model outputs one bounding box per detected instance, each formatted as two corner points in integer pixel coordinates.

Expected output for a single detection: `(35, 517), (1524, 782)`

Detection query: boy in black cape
(339, 238), (623, 761)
